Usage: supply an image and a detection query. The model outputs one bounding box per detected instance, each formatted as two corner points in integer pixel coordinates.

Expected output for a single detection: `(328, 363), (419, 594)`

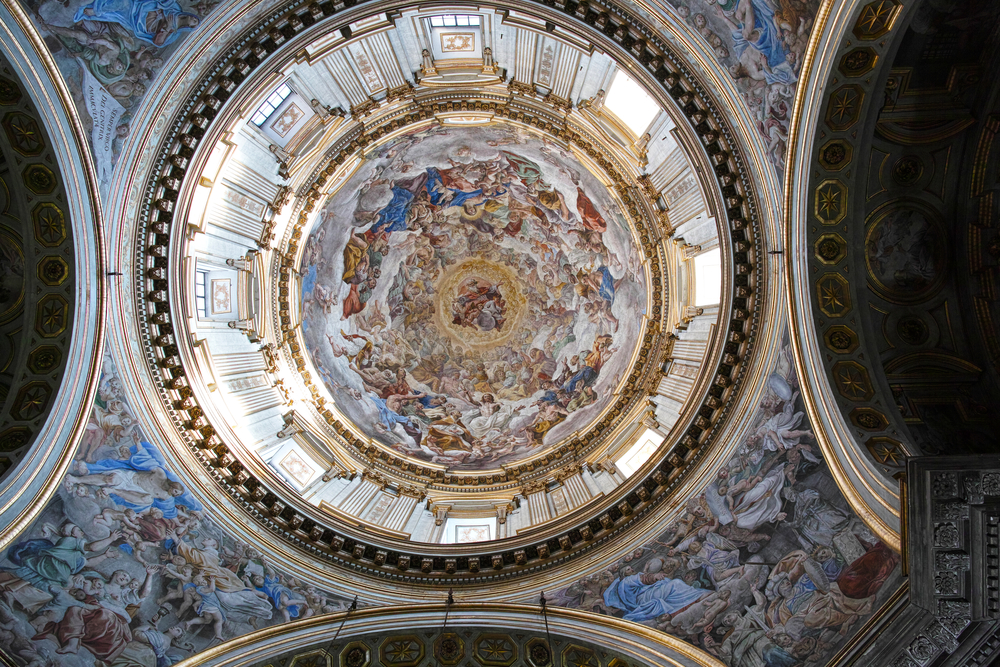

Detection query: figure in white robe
(755, 392), (813, 452)
(687, 533), (743, 587)
(462, 394), (514, 442)
(731, 465), (788, 531)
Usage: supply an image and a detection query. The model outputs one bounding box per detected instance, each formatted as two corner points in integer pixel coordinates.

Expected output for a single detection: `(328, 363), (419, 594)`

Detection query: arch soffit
(0, 3), (105, 549)
(785, 0), (915, 543)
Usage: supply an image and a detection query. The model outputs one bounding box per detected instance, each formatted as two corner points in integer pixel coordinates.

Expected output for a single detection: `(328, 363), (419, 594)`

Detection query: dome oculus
(299, 123), (648, 471)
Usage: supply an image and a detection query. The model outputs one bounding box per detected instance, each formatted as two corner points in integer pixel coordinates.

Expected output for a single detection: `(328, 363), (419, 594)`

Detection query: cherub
(93, 507), (141, 534)
(183, 573), (225, 643)
(302, 587), (335, 617)
(661, 588), (733, 635)
(247, 563), (309, 623)
(157, 563), (198, 615)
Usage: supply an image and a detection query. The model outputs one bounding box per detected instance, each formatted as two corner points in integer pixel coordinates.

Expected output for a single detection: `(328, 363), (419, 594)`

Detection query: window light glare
(604, 70), (659, 136)
(694, 247), (722, 306)
(190, 182), (212, 228)
(616, 429), (664, 479)
(252, 82), (293, 127)
(429, 14), (480, 28)
(202, 141), (229, 184)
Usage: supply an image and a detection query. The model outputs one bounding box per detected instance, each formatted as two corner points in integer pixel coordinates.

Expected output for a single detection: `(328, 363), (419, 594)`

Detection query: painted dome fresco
(299, 123), (647, 471)
(5, 0), (970, 660)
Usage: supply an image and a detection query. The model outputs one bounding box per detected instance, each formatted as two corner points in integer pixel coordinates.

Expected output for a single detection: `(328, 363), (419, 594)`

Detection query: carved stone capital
(277, 411), (302, 439)
(521, 480), (547, 496)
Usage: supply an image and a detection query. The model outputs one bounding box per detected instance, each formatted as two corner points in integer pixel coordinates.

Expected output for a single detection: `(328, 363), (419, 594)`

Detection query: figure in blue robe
(74, 0), (199, 48)
(448, 188), (484, 208)
(301, 264), (318, 297)
(597, 266), (616, 306)
(370, 186), (415, 235)
(80, 441), (203, 518)
(562, 366), (598, 394)
(602, 572), (710, 622)
(763, 644), (798, 667)
(539, 388), (561, 404)
(563, 347), (608, 394)
(418, 395), (445, 409)
(424, 167), (483, 207)
(369, 395), (422, 445)
(135, 626), (184, 667)
(258, 575), (304, 618)
(4, 536), (88, 589)
(730, 0), (796, 85)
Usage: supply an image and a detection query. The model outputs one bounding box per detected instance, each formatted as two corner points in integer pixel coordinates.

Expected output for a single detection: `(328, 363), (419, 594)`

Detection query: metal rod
(540, 591), (555, 667)
(443, 588), (454, 630)
(322, 595), (358, 660)
(436, 589), (455, 667)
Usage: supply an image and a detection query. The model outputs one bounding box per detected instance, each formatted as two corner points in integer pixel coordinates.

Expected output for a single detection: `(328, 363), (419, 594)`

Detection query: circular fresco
(299, 124), (648, 471)
(865, 203), (947, 304)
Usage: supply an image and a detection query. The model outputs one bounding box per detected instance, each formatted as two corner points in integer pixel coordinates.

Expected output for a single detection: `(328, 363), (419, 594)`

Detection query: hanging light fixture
(539, 591), (555, 667)
(319, 595), (358, 666)
(435, 589), (459, 666)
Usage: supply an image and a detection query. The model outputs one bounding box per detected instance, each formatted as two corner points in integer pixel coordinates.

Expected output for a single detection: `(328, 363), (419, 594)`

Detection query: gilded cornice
(172, 603), (725, 667)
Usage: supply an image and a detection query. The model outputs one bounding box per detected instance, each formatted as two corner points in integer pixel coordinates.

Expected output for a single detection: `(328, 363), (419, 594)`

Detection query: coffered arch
(0, 1), (104, 547)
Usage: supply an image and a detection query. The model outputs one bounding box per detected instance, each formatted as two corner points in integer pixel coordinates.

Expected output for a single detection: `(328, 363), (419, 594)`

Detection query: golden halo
(434, 257), (527, 351)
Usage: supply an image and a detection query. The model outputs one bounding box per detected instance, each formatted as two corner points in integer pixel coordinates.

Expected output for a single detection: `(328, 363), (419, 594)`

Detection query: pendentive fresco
(300, 124), (647, 471)
(669, 0), (819, 172)
(553, 333), (902, 667)
(19, 0), (220, 193)
(0, 344), (903, 667)
(0, 356), (354, 667)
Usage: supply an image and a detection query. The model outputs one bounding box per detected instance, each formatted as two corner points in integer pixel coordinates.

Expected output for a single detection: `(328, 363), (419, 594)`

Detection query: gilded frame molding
(173, 603), (725, 667)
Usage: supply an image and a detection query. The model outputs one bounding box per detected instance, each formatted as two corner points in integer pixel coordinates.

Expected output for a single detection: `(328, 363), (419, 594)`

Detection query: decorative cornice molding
(169, 603), (724, 667)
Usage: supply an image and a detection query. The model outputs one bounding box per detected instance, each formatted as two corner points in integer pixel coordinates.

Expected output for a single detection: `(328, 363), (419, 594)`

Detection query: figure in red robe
(575, 186), (607, 233)
(837, 542), (899, 599)
(34, 591), (132, 661)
